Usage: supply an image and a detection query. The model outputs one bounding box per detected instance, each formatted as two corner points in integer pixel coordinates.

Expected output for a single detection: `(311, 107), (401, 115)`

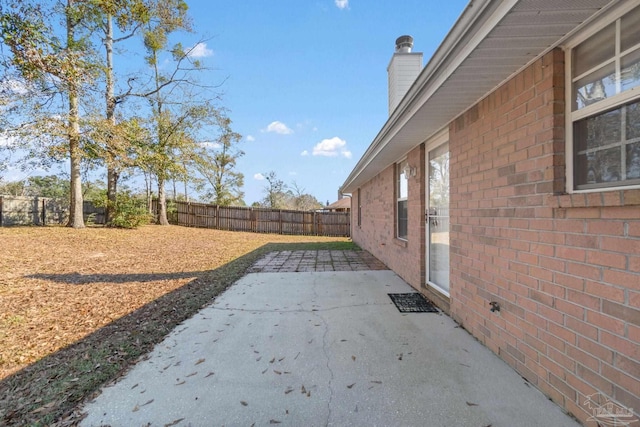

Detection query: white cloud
(300, 150), (309, 156)
(335, 0), (349, 10)
(246, 135), (255, 142)
(264, 121), (293, 135)
(312, 137), (352, 158)
(187, 42), (213, 58)
(0, 78), (29, 96)
(199, 141), (221, 149)
(254, 173), (265, 180)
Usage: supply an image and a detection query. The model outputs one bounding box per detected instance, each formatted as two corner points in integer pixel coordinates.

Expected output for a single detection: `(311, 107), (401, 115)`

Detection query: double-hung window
(396, 160), (408, 240)
(567, 5), (640, 191)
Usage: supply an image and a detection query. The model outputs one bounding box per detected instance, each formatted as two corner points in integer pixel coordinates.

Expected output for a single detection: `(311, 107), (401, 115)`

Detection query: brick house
(341, 1), (640, 425)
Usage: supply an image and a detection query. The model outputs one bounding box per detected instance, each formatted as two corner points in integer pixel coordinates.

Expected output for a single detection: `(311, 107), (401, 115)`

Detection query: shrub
(109, 192), (151, 229)
(92, 190), (151, 229)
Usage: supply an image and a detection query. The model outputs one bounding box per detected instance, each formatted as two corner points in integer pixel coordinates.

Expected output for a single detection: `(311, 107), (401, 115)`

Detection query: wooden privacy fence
(156, 200), (350, 237)
(0, 195), (67, 226)
(0, 196), (106, 226)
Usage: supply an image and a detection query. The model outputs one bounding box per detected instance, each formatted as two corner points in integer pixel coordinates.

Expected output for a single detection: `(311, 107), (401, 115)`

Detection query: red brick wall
(351, 145), (425, 289)
(449, 49), (640, 424)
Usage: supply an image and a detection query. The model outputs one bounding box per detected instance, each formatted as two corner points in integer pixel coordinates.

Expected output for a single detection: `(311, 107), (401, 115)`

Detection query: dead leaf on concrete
(466, 401), (479, 406)
(240, 401), (248, 406)
(164, 418), (184, 427)
(347, 383), (355, 389)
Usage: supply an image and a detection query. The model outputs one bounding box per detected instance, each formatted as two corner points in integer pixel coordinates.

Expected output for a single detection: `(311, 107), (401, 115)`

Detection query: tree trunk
(105, 13), (118, 225)
(66, 0), (84, 229)
(157, 176), (169, 225)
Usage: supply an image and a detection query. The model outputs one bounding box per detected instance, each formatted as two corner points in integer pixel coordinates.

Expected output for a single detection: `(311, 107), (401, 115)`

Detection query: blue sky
(185, 0), (468, 205)
(2, 0), (468, 206)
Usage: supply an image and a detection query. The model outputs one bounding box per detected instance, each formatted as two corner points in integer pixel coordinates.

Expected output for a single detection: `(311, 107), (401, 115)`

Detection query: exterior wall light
(403, 164), (417, 178)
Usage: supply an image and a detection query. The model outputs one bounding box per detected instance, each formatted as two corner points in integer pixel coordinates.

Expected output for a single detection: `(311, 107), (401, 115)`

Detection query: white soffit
(341, 0), (617, 193)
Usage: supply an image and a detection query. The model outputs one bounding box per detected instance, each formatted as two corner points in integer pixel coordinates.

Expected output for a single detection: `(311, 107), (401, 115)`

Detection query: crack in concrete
(316, 310), (334, 427)
(310, 275), (334, 427)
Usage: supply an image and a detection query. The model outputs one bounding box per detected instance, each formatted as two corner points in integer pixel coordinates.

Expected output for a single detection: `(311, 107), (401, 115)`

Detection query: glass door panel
(427, 143), (450, 294)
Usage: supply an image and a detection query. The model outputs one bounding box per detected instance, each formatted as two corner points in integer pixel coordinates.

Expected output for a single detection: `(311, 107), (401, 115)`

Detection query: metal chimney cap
(395, 35), (414, 53)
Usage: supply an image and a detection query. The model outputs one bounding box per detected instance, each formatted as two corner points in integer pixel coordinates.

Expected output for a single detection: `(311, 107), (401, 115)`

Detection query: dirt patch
(0, 225), (351, 425)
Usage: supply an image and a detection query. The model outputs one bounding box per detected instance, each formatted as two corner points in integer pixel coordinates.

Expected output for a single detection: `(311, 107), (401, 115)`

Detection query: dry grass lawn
(0, 225), (352, 426)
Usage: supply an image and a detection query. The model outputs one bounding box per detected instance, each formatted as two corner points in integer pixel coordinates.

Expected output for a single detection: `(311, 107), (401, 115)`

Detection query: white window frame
(396, 159), (409, 241)
(564, 2), (640, 193)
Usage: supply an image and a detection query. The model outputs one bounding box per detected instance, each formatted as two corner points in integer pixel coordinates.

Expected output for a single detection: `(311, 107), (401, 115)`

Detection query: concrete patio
(80, 251), (582, 427)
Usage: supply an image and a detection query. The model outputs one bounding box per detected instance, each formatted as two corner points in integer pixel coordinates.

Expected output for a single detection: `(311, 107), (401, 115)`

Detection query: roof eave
(341, 0), (617, 194)
(341, 0), (506, 193)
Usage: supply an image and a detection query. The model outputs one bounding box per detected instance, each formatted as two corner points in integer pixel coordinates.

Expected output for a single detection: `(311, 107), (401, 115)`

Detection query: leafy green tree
(257, 175), (322, 210)
(26, 175), (68, 199)
(194, 114), (245, 206)
(141, 0), (191, 225)
(289, 181), (322, 211)
(84, 0), (150, 224)
(0, 0), (97, 228)
(0, 179), (26, 196)
(261, 171), (287, 209)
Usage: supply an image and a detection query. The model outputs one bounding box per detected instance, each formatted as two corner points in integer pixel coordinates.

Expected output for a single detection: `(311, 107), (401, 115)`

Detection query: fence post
(250, 207), (255, 233)
(0, 196), (3, 227)
(41, 199), (46, 225)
